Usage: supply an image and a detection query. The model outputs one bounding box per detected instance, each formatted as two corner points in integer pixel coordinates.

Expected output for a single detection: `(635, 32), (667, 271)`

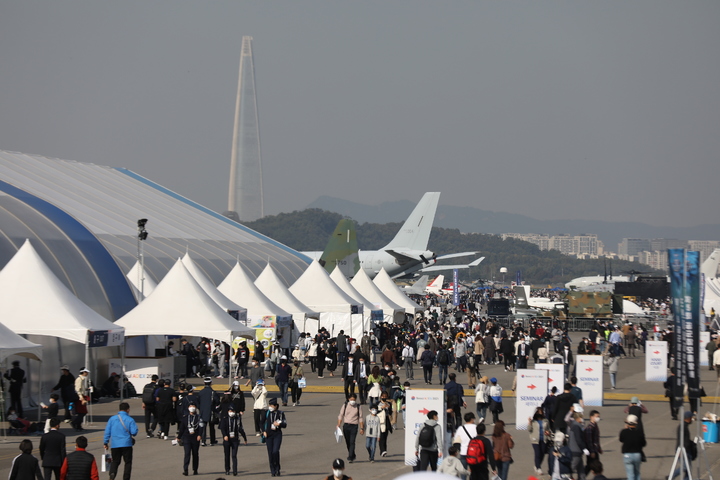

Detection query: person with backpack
(454, 412), (477, 469)
(414, 410), (443, 471)
(437, 345), (452, 384)
(337, 393), (364, 464)
(444, 373), (467, 430)
(141, 375), (159, 438)
(528, 407), (551, 476)
(466, 423), (497, 480)
(420, 345), (436, 385)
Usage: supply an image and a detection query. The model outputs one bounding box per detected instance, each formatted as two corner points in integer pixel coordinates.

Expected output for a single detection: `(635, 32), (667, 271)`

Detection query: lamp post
(137, 219), (148, 301)
(500, 267), (507, 285)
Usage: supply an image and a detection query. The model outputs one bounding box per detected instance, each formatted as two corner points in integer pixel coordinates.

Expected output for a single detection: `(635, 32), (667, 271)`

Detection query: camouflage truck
(566, 291), (623, 317)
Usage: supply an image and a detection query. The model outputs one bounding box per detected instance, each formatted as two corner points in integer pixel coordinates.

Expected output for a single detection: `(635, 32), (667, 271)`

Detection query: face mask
(333, 469), (343, 477)
(252, 362), (258, 366)
(270, 406), (277, 412)
(188, 406), (196, 413)
(348, 400), (356, 406)
(370, 409), (378, 415)
(385, 366), (390, 371)
(228, 411), (236, 417)
(359, 361), (365, 365)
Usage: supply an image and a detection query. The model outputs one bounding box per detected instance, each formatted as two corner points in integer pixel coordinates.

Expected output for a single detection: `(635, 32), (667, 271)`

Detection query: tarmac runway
(2, 352), (720, 479)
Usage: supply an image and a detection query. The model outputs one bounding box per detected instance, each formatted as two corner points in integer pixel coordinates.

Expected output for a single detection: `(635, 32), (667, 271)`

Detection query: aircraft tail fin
(406, 275), (430, 295)
(319, 218), (360, 278)
(383, 192), (440, 252)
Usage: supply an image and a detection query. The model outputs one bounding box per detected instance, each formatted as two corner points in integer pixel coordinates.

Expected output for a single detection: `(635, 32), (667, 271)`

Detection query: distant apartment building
(638, 250), (668, 272)
(688, 240), (720, 263)
(618, 238), (652, 257)
(501, 233), (600, 256)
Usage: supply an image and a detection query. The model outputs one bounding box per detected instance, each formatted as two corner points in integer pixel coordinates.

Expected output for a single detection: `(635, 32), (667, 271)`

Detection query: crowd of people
(5, 288), (718, 480)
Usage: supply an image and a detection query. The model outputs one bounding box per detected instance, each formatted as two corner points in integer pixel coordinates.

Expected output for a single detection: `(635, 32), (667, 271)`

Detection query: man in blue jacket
(104, 402), (138, 480)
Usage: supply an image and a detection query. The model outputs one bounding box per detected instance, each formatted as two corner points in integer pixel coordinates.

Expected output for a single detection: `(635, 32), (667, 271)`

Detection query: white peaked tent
(182, 253), (247, 319)
(0, 239), (125, 348)
(289, 260), (364, 339)
(0, 240), (124, 412)
(0, 322), (42, 363)
(219, 262), (292, 320)
(329, 266), (379, 333)
(329, 266), (376, 312)
(0, 321), (42, 436)
(702, 249), (720, 316)
(127, 261), (157, 299)
(117, 258), (253, 340)
(373, 268), (424, 315)
(254, 263), (320, 336)
(350, 269), (406, 324)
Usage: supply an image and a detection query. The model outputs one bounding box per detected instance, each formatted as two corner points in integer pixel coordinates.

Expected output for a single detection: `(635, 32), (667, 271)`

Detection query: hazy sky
(1, 1), (718, 228)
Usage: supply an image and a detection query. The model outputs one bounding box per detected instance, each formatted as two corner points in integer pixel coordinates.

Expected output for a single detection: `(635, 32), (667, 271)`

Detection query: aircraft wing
(434, 252), (478, 261)
(419, 256), (485, 273)
(404, 275), (430, 295)
(385, 249), (429, 265)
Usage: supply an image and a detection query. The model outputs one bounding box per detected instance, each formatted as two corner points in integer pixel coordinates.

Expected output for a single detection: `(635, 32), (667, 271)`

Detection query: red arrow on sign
(653, 351), (660, 354)
(418, 408), (430, 415)
(548, 378), (554, 383)
(585, 367), (593, 372)
(528, 384), (537, 390)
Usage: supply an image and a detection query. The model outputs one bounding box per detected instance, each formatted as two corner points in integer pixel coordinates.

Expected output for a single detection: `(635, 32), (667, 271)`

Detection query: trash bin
(702, 420), (718, 443)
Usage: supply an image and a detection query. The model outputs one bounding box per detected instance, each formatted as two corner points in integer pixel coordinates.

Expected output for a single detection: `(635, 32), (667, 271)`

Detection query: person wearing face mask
(377, 392), (396, 458)
(323, 458), (352, 480)
(262, 398), (287, 477)
(562, 344), (574, 382)
(219, 405), (247, 476)
(275, 356), (292, 407)
(356, 357), (369, 404)
(245, 357), (265, 388)
(337, 393), (364, 464)
(226, 380), (247, 415)
(176, 401), (203, 476)
(364, 405), (381, 462)
(290, 360), (305, 406)
(252, 379), (268, 436)
(583, 410), (602, 475)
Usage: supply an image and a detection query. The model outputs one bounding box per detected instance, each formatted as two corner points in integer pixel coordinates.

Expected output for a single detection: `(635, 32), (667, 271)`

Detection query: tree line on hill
(244, 209), (663, 286)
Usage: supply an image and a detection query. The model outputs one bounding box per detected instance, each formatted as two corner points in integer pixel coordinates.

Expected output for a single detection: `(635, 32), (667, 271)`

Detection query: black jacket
(39, 429), (67, 467)
(9, 453), (43, 480)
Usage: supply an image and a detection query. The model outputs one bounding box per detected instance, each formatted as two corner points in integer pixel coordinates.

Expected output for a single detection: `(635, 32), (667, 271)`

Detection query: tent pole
(229, 334), (234, 391)
(1, 359), (6, 440)
(37, 360), (42, 424)
(84, 336), (90, 428)
(120, 343), (125, 402)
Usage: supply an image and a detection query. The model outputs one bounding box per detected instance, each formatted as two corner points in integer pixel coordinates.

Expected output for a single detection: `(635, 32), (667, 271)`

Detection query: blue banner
(668, 249), (685, 400)
(685, 251), (700, 399)
(453, 269), (459, 306)
(516, 270), (522, 286)
(370, 310), (384, 321)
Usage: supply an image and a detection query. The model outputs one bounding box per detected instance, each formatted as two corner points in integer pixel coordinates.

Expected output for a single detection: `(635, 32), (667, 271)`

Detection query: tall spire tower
(227, 36), (263, 222)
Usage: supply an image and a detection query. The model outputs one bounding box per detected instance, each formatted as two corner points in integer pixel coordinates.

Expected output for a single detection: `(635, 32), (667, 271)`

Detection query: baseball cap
(332, 458), (345, 469)
(60, 365), (70, 371)
(630, 396), (639, 404)
(80, 368), (90, 374)
(625, 414), (638, 425)
(203, 377), (212, 384)
(490, 377), (497, 383)
(684, 411), (694, 420)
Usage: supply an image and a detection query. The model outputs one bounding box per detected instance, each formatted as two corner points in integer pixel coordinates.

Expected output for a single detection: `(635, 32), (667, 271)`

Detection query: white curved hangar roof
(0, 150), (310, 319)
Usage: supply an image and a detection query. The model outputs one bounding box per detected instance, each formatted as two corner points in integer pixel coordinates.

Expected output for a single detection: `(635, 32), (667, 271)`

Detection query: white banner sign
(109, 357), (174, 395)
(700, 332), (710, 366)
(534, 363), (564, 394)
(576, 355), (603, 406)
(645, 341), (668, 381)
(515, 369), (548, 431)
(404, 389), (446, 466)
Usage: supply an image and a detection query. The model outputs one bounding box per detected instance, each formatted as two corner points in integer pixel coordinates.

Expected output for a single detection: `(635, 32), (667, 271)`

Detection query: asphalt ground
(2, 352), (720, 480)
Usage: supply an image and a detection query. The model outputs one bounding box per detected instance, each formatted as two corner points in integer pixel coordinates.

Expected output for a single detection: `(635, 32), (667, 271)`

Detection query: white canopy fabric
(116, 258), (253, 339)
(329, 266), (376, 313)
(705, 277), (720, 316)
(350, 269), (405, 323)
(0, 239), (124, 344)
(289, 260), (362, 314)
(622, 299), (645, 315)
(254, 263), (318, 317)
(701, 248), (720, 280)
(182, 253), (247, 315)
(0, 321), (42, 363)
(218, 262), (292, 320)
(127, 261), (157, 299)
(372, 268), (424, 314)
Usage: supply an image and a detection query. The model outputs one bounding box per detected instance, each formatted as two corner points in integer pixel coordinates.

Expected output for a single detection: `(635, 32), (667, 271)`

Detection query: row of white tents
(0, 239), (423, 416)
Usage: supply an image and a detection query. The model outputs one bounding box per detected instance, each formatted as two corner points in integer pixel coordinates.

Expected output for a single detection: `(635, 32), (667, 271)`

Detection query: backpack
(142, 383), (156, 404)
(437, 349), (450, 365)
(466, 437), (486, 465)
(418, 424), (436, 448)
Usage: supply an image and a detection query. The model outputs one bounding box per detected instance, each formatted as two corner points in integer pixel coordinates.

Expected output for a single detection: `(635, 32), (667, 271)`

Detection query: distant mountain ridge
(307, 196), (720, 249)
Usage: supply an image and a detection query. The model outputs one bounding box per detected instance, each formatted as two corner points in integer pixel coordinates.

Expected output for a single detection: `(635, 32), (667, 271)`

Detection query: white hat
(80, 368), (90, 374)
(572, 403), (583, 414)
(625, 414), (638, 425)
(281, 355), (288, 360)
